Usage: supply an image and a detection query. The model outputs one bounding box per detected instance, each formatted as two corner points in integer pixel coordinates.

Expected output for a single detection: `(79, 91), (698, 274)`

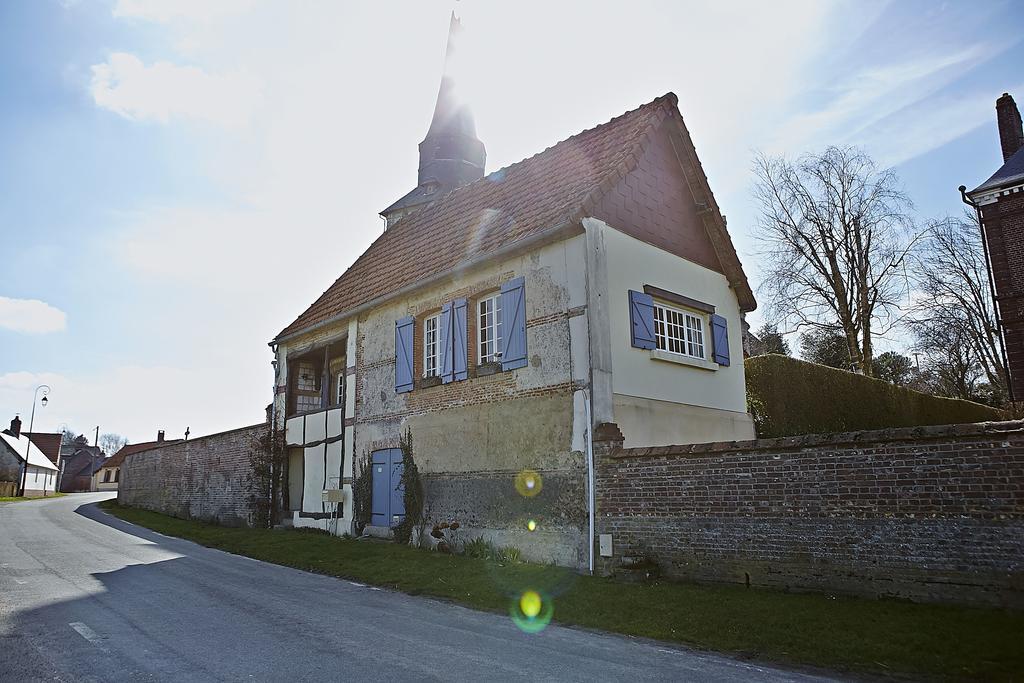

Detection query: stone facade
(594, 420), (1024, 608)
(118, 424), (266, 527)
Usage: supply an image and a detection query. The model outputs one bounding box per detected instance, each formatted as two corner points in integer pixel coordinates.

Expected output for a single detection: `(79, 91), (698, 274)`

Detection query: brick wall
(980, 192), (1024, 393)
(118, 423), (267, 527)
(594, 421), (1024, 607)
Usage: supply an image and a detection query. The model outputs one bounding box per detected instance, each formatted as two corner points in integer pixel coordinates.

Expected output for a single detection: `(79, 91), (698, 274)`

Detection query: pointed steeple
(381, 12), (486, 227)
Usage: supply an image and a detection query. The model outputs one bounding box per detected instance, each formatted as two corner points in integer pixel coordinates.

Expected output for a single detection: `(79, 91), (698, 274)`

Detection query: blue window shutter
(500, 276), (528, 370)
(439, 303), (454, 384)
(711, 314), (730, 366)
(370, 450), (389, 527)
(452, 298), (468, 381)
(629, 290), (656, 350)
(394, 316), (415, 393)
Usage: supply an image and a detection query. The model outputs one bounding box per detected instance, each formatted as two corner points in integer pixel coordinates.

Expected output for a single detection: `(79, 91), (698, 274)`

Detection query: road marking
(348, 581), (365, 587)
(69, 622), (107, 650)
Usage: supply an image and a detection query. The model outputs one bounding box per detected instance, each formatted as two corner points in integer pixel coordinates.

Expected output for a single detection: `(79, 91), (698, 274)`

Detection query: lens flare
(510, 589), (553, 633)
(527, 519), (537, 532)
(520, 590), (541, 617)
(514, 469), (543, 498)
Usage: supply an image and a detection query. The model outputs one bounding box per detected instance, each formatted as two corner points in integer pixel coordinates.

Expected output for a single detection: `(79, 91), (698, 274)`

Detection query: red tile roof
(276, 92), (752, 341)
(25, 432), (62, 466)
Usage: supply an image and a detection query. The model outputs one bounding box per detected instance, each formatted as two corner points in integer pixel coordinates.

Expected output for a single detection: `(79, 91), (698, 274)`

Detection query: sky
(1, 0), (1022, 445)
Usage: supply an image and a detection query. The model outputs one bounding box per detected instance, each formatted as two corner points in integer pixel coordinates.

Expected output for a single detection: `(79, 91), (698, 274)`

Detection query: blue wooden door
(371, 448), (405, 528)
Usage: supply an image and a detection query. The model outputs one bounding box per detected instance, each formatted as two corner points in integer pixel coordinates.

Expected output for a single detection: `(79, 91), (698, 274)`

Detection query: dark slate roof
(971, 144), (1024, 194)
(276, 93), (754, 341)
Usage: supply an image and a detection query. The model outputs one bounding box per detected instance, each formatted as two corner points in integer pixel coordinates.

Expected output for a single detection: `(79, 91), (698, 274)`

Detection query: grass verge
(0, 493), (67, 503)
(99, 500), (1023, 680)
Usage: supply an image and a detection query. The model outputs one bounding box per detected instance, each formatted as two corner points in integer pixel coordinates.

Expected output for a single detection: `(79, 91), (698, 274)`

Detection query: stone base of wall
(422, 469), (587, 567)
(595, 420), (1024, 608)
(118, 423), (267, 527)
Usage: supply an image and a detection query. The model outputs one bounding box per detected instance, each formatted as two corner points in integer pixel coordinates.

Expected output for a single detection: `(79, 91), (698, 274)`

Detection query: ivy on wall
(393, 428), (424, 546)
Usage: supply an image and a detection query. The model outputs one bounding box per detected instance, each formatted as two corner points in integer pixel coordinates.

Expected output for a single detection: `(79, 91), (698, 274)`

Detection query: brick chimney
(157, 430), (165, 442)
(9, 415), (21, 438)
(996, 93), (1024, 162)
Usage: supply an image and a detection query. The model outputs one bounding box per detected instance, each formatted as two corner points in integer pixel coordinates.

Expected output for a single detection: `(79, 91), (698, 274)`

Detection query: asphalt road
(0, 494), (838, 682)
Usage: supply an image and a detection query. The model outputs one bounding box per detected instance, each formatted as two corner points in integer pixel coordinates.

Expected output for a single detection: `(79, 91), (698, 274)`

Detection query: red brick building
(965, 92), (1024, 400)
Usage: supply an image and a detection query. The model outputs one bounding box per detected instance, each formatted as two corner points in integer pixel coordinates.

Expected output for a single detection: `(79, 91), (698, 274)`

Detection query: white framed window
(478, 294), (502, 364)
(653, 302), (705, 360)
(423, 314), (440, 377)
(336, 373), (345, 405)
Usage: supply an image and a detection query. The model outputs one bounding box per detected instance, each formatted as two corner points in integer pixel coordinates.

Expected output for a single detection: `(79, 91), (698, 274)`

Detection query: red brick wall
(980, 192), (1024, 392)
(118, 423), (267, 527)
(595, 421), (1024, 607)
(594, 121), (724, 274)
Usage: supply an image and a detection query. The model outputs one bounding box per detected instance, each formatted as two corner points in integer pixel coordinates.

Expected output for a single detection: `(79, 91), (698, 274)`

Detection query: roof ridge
(275, 92), (685, 342)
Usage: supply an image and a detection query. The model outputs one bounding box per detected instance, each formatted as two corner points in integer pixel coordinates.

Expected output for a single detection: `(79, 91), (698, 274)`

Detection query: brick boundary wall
(593, 420), (1024, 608)
(118, 423), (267, 527)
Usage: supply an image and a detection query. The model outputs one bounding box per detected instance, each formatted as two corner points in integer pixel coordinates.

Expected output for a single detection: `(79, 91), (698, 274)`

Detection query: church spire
(381, 12), (486, 227)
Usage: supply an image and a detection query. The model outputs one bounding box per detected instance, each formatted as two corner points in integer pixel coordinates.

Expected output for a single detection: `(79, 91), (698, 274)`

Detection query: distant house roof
(971, 145), (1024, 194)
(275, 92), (754, 342)
(0, 432), (59, 471)
(101, 439), (182, 469)
(25, 432), (62, 466)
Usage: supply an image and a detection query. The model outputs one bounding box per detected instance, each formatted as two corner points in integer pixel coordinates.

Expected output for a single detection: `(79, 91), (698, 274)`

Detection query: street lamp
(19, 384), (50, 497)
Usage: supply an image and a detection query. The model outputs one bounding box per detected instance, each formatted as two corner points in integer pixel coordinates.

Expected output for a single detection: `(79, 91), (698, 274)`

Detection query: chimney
(9, 415), (21, 438)
(996, 93), (1024, 162)
(157, 430), (165, 442)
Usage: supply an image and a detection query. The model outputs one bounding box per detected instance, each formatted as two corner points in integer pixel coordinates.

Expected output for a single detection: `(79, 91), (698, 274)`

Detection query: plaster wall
(350, 235), (591, 564)
(585, 218), (754, 446)
(22, 465), (57, 496)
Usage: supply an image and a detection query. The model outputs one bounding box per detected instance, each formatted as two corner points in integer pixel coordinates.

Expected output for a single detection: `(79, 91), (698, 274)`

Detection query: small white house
(1, 417), (59, 496)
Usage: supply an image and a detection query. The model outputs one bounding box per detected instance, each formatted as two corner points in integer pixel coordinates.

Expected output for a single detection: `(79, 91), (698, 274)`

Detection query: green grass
(99, 500), (1024, 681)
(0, 492), (66, 503)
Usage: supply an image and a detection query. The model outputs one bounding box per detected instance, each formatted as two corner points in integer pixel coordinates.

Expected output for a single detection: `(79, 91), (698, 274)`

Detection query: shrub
(352, 449), (373, 536)
(393, 428), (424, 546)
(745, 354), (1005, 438)
(464, 536), (497, 560)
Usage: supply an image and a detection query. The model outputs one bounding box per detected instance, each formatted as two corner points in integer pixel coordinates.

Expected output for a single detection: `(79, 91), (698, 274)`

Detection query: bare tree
(909, 212), (1010, 404)
(98, 433), (129, 456)
(753, 147), (916, 376)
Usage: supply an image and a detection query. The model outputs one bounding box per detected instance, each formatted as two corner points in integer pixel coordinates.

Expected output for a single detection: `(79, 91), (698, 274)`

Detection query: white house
(268, 15), (755, 567)
(1, 417), (59, 497)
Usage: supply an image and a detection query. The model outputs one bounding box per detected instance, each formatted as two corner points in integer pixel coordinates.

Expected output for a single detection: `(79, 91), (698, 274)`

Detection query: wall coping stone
(612, 419), (1024, 459)
(122, 422), (268, 466)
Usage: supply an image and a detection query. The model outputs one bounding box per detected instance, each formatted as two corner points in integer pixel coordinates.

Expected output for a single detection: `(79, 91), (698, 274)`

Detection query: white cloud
(0, 365), (268, 445)
(112, 0), (255, 24)
(89, 52), (261, 126)
(0, 297), (67, 334)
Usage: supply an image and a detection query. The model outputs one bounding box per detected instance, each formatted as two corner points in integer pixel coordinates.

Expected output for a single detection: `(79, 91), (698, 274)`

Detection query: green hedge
(745, 354), (1005, 438)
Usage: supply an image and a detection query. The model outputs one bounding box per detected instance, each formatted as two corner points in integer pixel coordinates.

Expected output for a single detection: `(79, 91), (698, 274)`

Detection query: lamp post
(19, 384), (50, 497)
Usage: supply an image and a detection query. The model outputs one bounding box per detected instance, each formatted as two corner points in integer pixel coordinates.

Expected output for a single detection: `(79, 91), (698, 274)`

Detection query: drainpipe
(582, 389), (595, 574)
(959, 186), (1015, 403)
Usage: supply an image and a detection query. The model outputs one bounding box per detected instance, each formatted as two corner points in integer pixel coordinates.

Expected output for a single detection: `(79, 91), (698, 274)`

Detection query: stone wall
(118, 423), (266, 527)
(594, 420), (1024, 608)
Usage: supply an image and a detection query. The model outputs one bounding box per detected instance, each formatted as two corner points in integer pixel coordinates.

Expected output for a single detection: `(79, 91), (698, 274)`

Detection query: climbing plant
(393, 427), (424, 545)
(352, 448), (374, 536)
(247, 425), (286, 529)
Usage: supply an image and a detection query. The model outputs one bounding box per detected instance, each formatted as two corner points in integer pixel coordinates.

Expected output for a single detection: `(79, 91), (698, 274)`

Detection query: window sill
(419, 375), (442, 389)
(650, 349), (718, 371)
(476, 361), (503, 377)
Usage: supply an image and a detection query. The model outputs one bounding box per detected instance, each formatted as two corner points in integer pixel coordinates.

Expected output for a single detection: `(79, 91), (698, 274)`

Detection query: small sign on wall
(599, 534), (613, 557)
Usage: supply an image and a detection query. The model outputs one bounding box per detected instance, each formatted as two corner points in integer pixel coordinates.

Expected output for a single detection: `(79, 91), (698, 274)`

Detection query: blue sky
(1, 0), (1022, 443)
